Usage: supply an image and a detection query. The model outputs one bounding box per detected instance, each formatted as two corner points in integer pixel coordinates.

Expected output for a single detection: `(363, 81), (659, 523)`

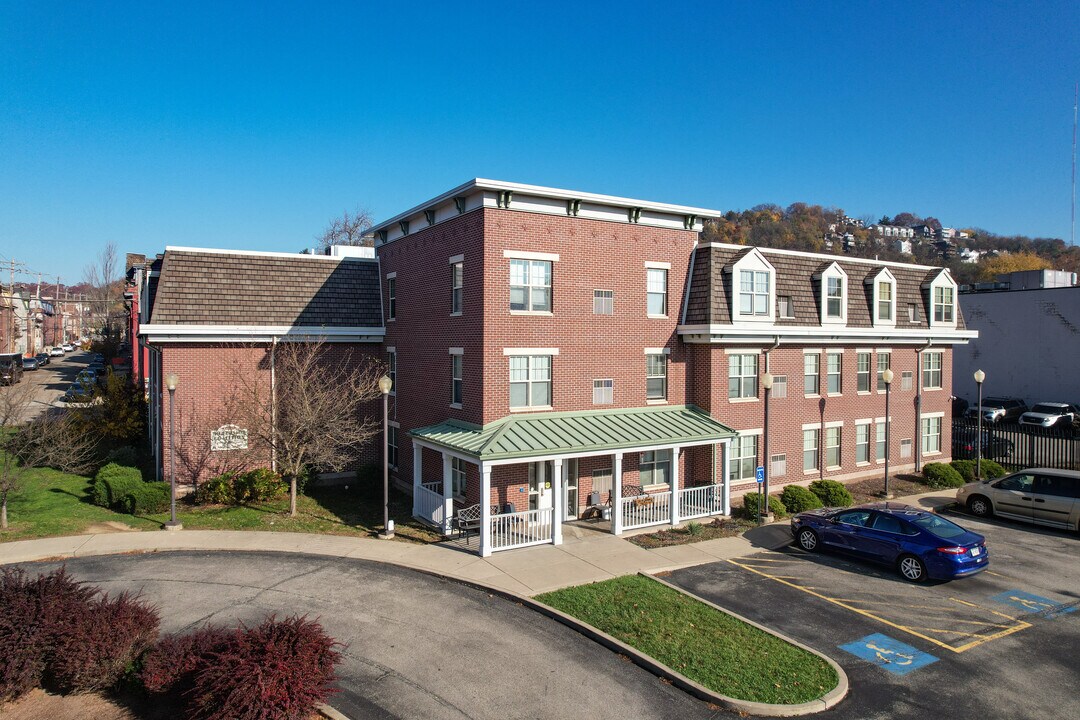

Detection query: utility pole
(8, 259), (14, 353)
(55, 275), (61, 345)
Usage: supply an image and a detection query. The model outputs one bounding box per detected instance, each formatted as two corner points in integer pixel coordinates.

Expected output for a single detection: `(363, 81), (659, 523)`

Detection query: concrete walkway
(0, 490), (958, 596)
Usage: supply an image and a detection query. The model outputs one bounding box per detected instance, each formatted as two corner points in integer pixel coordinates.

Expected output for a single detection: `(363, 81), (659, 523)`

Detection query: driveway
(665, 512), (1080, 720)
(19, 551), (724, 720)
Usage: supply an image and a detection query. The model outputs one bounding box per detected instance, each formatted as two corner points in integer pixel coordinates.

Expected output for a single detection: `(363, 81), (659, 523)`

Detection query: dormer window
(877, 282), (893, 320)
(925, 269), (958, 328)
(867, 268), (897, 328)
(826, 277), (843, 318)
(740, 270), (770, 316)
(933, 286), (954, 323)
(729, 247), (776, 322)
(818, 262), (847, 325)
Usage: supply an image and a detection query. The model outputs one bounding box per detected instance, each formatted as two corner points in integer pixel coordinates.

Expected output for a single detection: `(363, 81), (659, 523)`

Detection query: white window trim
(504, 347), (560, 355)
(449, 347), (464, 355)
(386, 271), (397, 279)
(818, 262), (848, 325)
(729, 248), (776, 323)
(826, 351), (843, 396)
(503, 249), (560, 262)
(448, 254), (464, 264)
(803, 351), (821, 398)
(644, 261), (671, 269)
(921, 412), (945, 456)
(855, 420), (872, 466)
(643, 347), (672, 355)
(922, 350), (944, 391)
(856, 351), (872, 395)
(869, 268), (897, 328)
(824, 425), (842, 470)
(510, 310), (554, 316)
(738, 427), (764, 436)
(824, 420), (845, 428)
(927, 272), (958, 328)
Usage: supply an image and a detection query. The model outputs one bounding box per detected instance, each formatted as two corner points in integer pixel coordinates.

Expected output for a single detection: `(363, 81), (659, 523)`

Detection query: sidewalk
(0, 490), (957, 596)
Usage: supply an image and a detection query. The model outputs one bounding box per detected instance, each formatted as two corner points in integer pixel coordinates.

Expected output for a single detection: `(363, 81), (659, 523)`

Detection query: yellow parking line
(726, 558), (1032, 654)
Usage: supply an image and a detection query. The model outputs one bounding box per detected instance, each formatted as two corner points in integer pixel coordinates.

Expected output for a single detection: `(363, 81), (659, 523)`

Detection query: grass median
(536, 574), (838, 705)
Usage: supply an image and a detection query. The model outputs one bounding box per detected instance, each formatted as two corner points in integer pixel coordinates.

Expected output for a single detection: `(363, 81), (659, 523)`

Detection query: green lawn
(537, 575), (838, 705)
(1, 466), (442, 544)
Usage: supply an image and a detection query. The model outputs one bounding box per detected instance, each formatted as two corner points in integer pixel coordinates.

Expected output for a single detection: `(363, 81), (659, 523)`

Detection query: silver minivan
(956, 468), (1080, 531)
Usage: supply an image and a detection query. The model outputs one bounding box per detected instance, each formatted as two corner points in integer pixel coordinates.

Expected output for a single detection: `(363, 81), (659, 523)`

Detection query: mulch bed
(627, 516), (757, 549)
(845, 473), (937, 505)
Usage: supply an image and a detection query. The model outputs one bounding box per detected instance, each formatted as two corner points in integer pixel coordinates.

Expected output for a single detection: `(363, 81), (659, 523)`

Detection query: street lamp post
(164, 373), (181, 530)
(761, 371), (773, 522)
(974, 369), (986, 480)
(378, 375), (394, 539)
(882, 368), (894, 499)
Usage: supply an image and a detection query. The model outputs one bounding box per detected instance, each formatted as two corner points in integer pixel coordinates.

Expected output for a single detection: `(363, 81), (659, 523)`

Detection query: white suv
(49, 346), (65, 357)
(1018, 402), (1079, 429)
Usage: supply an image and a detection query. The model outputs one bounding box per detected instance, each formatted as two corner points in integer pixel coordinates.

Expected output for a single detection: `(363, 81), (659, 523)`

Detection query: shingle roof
(149, 249), (382, 328)
(685, 245), (966, 330)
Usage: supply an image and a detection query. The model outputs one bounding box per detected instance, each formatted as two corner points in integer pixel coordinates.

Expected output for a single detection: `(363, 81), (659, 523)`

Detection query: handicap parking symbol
(839, 633), (938, 676)
(989, 590), (1077, 619)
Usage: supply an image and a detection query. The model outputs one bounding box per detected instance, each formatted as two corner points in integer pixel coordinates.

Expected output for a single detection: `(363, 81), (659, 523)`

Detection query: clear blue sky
(2, 1), (1078, 284)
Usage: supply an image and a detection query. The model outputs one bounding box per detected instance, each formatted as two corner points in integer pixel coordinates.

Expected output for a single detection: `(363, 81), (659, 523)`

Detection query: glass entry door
(564, 459), (578, 519)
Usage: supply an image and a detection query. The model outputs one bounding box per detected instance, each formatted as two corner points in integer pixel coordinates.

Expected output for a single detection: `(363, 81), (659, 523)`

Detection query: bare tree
(82, 241), (124, 338)
(227, 340), (384, 516)
(0, 385), (98, 529)
(316, 208), (374, 251)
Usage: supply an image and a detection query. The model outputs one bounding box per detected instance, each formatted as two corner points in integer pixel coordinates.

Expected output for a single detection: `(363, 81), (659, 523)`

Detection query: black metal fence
(951, 419), (1080, 471)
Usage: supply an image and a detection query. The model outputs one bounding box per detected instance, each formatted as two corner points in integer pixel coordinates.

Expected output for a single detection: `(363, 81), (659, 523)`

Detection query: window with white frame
(876, 352), (891, 391)
(922, 416), (942, 453)
(804, 353), (820, 396)
(509, 355), (551, 408)
(640, 449), (672, 486)
(387, 349), (396, 393)
(933, 286), (954, 323)
(451, 353), (463, 405)
(593, 289), (613, 315)
(739, 269), (771, 316)
(778, 296), (794, 318)
(772, 375), (788, 399)
(646, 354), (667, 400)
(647, 268), (667, 316)
(826, 353), (842, 394)
(857, 352), (871, 392)
(388, 425), (398, 468)
(729, 434), (758, 482)
(825, 276), (844, 319)
(771, 453), (787, 477)
(825, 427), (841, 469)
(900, 438), (912, 458)
(593, 378), (613, 405)
(387, 276), (397, 321)
(592, 468), (613, 498)
(510, 259), (552, 312)
(803, 429), (819, 472)
(870, 270), (897, 326)
(728, 353), (758, 399)
(451, 262), (463, 314)
(908, 303), (919, 322)
(451, 457), (467, 498)
(876, 422), (887, 461)
(877, 280), (893, 321)
(922, 351), (942, 389)
(856, 423), (870, 463)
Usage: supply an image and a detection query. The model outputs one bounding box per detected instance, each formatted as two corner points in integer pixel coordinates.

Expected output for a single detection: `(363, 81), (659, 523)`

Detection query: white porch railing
(621, 493), (671, 530)
(678, 483), (723, 520)
(414, 483), (445, 528)
(490, 508), (553, 551)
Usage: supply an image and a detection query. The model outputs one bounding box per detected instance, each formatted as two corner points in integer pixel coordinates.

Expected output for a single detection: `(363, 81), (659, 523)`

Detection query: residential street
(2, 350), (87, 420)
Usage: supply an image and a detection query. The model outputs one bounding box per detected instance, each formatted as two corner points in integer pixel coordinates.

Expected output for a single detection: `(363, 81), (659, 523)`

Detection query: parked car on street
(964, 397), (1027, 424)
(49, 346), (64, 357)
(952, 426), (1015, 460)
(92, 353), (105, 364)
(23, 356), (40, 371)
(1018, 402), (1080, 430)
(61, 343), (74, 352)
(35, 352), (50, 366)
(62, 380), (96, 403)
(791, 503), (988, 582)
(956, 468), (1080, 532)
(0, 353), (25, 385)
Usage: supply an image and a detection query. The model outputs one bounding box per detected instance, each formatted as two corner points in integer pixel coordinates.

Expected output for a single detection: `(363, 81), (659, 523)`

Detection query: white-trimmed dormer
(815, 261), (848, 326)
(924, 268), (958, 329)
(865, 267), (897, 328)
(727, 247), (776, 323)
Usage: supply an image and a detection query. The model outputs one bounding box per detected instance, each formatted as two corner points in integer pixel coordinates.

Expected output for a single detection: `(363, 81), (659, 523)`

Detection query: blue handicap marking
(839, 633), (938, 676)
(755, 466), (765, 483)
(989, 590), (1077, 619)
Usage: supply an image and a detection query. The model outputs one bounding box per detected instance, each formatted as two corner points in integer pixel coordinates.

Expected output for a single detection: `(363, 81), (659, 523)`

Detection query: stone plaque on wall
(210, 424), (248, 451)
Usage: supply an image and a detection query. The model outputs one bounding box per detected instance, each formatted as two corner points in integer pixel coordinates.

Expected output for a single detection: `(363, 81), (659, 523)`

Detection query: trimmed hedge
(979, 459), (1007, 479)
(951, 459), (977, 483)
(123, 482), (171, 515)
(808, 479), (853, 507)
(780, 485), (823, 513)
(195, 473), (237, 505)
(91, 463), (144, 509)
(195, 469), (286, 506)
(742, 492), (787, 519)
(922, 462), (965, 489)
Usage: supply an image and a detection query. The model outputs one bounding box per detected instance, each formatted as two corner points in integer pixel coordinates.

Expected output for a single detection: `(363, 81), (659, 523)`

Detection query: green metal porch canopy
(409, 405), (736, 462)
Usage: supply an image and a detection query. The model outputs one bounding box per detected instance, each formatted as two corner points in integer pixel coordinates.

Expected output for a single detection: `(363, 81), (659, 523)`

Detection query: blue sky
(2, 1), (1078, 284)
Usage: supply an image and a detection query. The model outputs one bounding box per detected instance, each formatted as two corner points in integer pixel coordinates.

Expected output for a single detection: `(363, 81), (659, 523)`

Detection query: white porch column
(612, 452), (624, 535)
(721, 440), (731, 516)
(670, 446), (680, 527)
(412, 443), (422, 517)
(479, 463), (492, 557)
(441, 453), (454, 536)
(552, 458), (563, 545)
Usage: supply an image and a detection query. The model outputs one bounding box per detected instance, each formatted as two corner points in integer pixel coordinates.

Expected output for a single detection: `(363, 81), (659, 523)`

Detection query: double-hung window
(826, 277), (844, 318)
(640, 449), (672, 487)
(509, 355), (551, 408)
(933, 286), (954, 323)
(804, 353), (820, 396)
(856, 423), (870, 463)
(876, 353), (891, 391)
(922, 351), (942, 390)
(451, 262), (463, 314)
(451, 457), (467, 498)
(739, 270), (770, 316)
(730, 435), (758, 483)
(387, 425), (398, 467)
(876, 422), (887, 461)
(593, 379), (613, 405)
(510, 259), (552, 312)
(387, 349), (396, 393)
(877, 281), (893, 321)
(803, 429), (819, 472)
(857, 352), (871, 392)
(646, 268), (668, 316)
(922, 416), (942, 453)
(646, 354), (667, 400)
(826, 353), (842, 394)
(387, 276), (397, 321)
(825, 427), (841, 469)
(728, 353), (758, 399)
(593, 289), (613, 315)
(451, 353), (463, 406)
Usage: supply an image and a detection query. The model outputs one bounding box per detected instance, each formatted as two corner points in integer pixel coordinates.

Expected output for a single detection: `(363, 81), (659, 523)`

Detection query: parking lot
(667, 510), (1080, 720)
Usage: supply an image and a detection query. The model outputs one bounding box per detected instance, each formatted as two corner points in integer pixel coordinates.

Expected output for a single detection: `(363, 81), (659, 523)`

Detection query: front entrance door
(528, 461), (554, 513)
(564, 459), (579, 520)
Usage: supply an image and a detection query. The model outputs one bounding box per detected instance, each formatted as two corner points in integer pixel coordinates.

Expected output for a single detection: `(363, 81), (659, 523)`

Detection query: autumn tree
(977, 252), (1052, 281)
(316, 208), (374, 251)
(228, 340), (385, 516)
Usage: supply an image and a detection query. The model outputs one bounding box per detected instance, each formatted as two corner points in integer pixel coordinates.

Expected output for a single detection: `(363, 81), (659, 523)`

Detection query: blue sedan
(790, 502), (988, 582)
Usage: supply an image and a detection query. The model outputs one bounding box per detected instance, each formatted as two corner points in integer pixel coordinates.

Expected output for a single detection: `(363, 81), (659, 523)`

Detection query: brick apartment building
(137, 179), (976, 557)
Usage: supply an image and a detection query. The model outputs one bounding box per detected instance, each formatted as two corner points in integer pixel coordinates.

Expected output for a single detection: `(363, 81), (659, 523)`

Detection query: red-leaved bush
(48, 590), (160, 693)
(140, 625), (230, 696)
(186, 615), (342, 720)
(0, 567), (96, 701)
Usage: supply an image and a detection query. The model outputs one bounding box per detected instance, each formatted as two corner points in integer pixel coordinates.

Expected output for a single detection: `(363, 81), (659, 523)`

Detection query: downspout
(914, 338), (932, 472)
(271, 336), (277, 473)
(763, 336), (781, 373)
